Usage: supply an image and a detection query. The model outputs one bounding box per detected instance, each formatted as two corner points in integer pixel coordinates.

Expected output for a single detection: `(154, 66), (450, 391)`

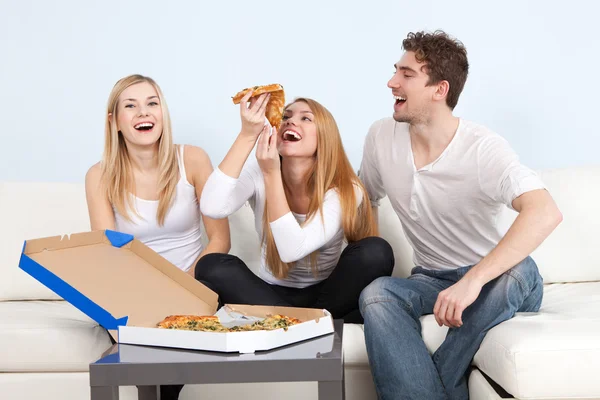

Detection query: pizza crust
(232, 84), (285, 129)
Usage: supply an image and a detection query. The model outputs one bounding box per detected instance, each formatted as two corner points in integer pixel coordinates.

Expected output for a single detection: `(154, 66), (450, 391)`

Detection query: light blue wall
(1, 0), (597, 183)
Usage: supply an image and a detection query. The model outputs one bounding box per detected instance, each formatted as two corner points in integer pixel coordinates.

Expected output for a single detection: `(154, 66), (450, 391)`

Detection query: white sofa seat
(474, 282), (600, 399)
(0, 300), (111, 372)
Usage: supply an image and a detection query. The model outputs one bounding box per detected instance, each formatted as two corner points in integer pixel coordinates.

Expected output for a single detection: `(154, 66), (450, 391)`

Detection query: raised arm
(218, 91), (271, 179)
(200, 91), (274, 219)
(255, 126), (360, 263)
(268, 189), (352, 263)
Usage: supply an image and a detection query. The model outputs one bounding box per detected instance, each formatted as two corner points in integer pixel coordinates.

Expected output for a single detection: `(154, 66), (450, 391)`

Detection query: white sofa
(1, 164), (599, 400)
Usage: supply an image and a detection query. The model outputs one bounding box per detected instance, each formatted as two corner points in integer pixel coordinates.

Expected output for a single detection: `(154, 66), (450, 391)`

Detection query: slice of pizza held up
(231, 84), (285, 129)
(156, 314), (301, 333)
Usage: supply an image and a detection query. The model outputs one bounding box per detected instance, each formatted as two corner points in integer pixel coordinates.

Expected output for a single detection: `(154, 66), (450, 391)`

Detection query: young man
(358, 30), (563, 400)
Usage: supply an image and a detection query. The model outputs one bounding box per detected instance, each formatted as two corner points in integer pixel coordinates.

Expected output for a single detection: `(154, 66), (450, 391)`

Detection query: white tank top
(114, 145), (203, 272)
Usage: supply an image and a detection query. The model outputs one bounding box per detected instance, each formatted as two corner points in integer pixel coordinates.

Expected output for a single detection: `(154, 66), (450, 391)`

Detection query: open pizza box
(18, 230), (334, 353)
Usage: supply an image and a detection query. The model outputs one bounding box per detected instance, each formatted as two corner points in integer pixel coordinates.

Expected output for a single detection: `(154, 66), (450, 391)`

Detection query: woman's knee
(194, 253), (244, 281)
(349, 236), (395, 275)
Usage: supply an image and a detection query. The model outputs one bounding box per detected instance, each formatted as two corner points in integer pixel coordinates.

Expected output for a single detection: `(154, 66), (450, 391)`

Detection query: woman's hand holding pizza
(240, 90), (270, 140)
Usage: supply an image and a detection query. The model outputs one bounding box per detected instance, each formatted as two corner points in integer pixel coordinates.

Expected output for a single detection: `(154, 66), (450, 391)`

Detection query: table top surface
(91, 319), (344, 368)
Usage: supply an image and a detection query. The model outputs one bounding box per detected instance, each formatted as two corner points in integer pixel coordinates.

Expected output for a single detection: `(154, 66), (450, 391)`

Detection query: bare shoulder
(183, 144), (210, 164)
(181, 144), (214, 185)
(85, 162), (103, 188)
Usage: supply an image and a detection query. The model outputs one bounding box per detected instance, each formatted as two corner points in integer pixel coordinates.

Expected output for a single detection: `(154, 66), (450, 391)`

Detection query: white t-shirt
(200, 157), (361, 288)
(359, 117), (546, 270)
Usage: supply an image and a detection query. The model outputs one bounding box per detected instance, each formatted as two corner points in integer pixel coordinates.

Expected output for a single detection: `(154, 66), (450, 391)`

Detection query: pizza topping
(157, 314), (301, 333)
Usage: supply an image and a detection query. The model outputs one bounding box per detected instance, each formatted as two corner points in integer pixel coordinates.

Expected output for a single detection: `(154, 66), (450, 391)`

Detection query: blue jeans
(359, 256), (543, 400)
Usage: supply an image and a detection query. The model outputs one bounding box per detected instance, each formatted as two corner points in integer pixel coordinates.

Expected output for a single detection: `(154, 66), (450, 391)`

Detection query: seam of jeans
(409, 274), (449, 293)
(504, 268), (530, 293)
(360, 296), (413, 316)
(521, 282), (543, 312)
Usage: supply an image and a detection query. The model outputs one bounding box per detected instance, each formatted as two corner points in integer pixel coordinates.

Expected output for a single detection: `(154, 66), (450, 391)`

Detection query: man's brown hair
(402, 30), (469, 109)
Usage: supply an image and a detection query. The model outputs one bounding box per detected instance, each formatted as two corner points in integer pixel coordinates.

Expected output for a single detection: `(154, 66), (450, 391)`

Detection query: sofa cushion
(474, 282), (600, 399)
(343, 282), (600, 399)
(0, 182), (91, 301)
(0, 300), (112, 372)
(468, 369), (504, 400)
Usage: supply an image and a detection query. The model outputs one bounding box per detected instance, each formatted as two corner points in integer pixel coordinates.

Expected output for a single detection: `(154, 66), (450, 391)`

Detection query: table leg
(90, 386), (119, 400)
(137, 385), (159, 400)
(318, 380), (344, 400)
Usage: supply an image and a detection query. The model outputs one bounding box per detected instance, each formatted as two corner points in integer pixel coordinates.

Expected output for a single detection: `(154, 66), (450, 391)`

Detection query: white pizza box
(18, 230), (334, 353)
(117, 326), (335, 362)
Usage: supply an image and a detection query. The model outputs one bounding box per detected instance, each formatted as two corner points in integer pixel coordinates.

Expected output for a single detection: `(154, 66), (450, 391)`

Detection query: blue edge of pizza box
(19, 229), (132, 330)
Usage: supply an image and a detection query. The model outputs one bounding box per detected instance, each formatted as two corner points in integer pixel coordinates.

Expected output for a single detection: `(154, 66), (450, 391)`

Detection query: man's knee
(503, 256), (542, 293)
(359, 277), (414, 315)
(360, 276), (390, 308)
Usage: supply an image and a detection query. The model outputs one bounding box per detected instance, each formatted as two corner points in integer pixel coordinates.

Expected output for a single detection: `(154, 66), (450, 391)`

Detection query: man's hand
(433, 275), (484, 328)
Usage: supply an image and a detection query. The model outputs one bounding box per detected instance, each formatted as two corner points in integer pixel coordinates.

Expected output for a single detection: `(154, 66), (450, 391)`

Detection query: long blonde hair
(101, 74), (178, 226)
(262, 98), (378, 279)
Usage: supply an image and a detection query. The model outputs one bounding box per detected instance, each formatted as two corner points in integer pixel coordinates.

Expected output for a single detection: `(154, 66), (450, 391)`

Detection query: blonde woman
(86, 75), (230, 399)
(85, 74), (230, 276)
(198, 92), (394, 323)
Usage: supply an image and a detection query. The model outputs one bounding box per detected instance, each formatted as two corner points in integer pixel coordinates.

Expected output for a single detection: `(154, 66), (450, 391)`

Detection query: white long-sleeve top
(200, 156), (360, 288)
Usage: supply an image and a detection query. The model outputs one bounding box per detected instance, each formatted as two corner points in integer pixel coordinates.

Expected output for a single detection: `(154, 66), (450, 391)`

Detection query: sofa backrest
(1, 165), (598, 301)
(496, 165), (600, 284)
(0, 182), (91, 300)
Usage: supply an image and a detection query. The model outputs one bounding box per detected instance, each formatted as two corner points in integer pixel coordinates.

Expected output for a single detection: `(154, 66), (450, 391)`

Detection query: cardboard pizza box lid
(18, 230), (218, 339)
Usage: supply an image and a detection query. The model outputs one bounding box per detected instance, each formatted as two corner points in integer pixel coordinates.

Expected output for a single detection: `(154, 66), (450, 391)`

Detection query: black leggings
(159, 237), (394, 400)
(195, 236), (395, 324)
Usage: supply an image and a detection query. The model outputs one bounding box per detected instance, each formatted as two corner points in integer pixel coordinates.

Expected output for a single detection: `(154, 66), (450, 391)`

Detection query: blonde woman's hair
(262, 98), (378, 279)
(101, 74), (178, 225)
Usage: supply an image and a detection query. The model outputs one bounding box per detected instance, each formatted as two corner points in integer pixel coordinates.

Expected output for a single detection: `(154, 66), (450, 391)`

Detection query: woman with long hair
(85, 74), (230, 274)
(197, 92), (394, 323)
(85, 74), (231, 399)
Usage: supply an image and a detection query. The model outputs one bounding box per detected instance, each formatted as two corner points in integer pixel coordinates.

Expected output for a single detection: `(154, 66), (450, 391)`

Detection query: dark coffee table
(89, 319), (344, 400)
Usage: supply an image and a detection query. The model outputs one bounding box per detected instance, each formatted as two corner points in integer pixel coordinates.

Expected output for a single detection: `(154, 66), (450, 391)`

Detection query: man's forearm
(467, 196), (562, 285)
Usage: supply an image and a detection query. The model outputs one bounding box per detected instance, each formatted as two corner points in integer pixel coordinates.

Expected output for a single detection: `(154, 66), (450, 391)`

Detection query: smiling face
(277, 101), (318, 158)
(387, 51), (440, 124)
(113, 81), (163, 148)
